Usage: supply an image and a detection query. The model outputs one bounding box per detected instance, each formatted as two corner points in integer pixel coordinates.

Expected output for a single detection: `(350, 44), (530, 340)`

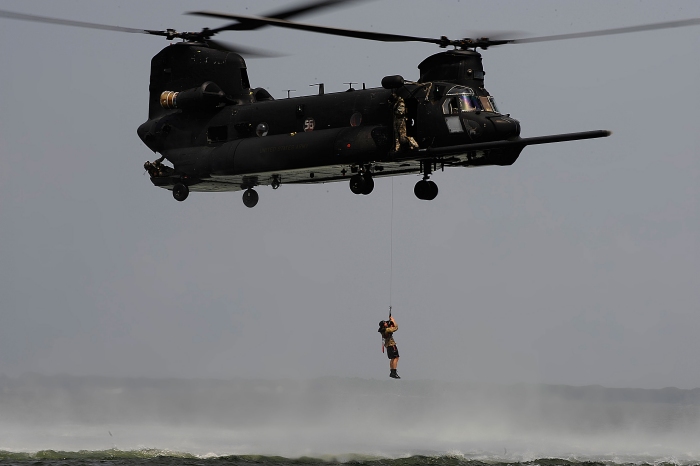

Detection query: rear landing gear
(271, 175), (281, 190)
(172, 183), (189, 202)
(349, 172), (374, 195)
(242, 188), (259, 208)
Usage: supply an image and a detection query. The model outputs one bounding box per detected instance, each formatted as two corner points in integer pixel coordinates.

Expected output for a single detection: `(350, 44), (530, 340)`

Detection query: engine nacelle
(160, 81), (226, 111)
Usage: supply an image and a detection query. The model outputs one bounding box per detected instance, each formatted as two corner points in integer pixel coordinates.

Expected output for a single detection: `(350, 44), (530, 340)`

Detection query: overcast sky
(0, 0), (698, 389)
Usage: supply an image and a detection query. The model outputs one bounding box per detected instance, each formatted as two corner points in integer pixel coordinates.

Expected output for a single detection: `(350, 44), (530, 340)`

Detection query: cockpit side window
(478, 96), (500, 113)
(488, 96), (500, 113)
(441, 86), (483, 114)
(478, 96), (494, 112)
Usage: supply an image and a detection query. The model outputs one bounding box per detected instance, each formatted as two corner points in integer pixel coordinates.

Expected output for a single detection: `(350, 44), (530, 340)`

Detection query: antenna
(310, 83), (324, 96)
(285, 89), (296, 98)
(343, 82), (357, 91)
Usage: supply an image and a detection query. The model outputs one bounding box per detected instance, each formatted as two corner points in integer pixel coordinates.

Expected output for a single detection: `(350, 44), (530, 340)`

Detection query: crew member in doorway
(392, 97), (419, 152)
(379, 316), (400, 379)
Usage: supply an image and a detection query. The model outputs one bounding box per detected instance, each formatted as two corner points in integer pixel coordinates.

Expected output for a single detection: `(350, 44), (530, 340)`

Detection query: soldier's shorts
(387, 345), (399, 360)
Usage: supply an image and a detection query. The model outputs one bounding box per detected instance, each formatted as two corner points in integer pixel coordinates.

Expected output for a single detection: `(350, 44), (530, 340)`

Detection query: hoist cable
(389, 177), (394, 316)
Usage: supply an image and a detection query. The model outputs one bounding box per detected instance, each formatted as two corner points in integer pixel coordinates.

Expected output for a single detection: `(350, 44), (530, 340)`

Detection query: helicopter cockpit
(441, 86), (500, 114)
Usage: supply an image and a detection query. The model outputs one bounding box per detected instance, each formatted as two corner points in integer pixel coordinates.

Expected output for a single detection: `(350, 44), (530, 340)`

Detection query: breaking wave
(0, 450), (699, 466)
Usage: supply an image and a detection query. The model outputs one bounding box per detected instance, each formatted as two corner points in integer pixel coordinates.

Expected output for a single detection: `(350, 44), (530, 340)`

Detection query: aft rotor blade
(190, 11), (445, 45)
(0, 9), (153, 35)
(509, 17), (700, 44)
(205, 39), (283, 58)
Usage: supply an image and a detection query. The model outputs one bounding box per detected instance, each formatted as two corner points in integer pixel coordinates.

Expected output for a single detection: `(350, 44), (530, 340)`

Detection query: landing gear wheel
(414, 179), (438, 200)
(361, 174), (374, 195)
(242, 188), (259, 208)
(349, 174), (365, 194)
(173, 183), (189, 202)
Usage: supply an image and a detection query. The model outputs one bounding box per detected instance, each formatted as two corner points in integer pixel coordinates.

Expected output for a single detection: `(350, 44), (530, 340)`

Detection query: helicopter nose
(488, 116), (520, 139)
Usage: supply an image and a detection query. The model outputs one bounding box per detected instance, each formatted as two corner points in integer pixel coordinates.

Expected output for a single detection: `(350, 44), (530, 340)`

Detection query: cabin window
(256, 122), (269, 137)
(350, 112), (362, 127)
(207, 125), (228, 144)
(445, 116), (464, 133)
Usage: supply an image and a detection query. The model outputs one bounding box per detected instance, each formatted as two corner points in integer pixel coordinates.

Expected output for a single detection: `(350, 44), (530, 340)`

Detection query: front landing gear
(173, 183), (189, 202)
(242, 188), (259, 208)
(414, 161), (438, 201)
(414, 179), (438, 200)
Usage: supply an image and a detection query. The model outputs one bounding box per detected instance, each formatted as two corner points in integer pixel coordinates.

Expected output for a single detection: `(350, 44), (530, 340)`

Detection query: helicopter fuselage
(137, 43), (606, 205)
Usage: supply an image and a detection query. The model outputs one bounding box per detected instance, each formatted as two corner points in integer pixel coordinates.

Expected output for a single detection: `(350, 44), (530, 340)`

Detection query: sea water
(1, 375), (699, 466)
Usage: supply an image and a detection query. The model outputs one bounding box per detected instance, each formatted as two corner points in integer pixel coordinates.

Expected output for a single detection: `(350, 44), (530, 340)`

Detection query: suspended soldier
(379, 315), (400, 379)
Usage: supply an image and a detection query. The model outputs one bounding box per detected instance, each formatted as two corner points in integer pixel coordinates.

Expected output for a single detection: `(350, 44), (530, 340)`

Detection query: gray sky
(0, 0), (698, 388)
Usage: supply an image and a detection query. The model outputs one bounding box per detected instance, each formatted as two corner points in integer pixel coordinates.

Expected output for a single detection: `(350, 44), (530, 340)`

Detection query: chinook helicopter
(2, 3), (699, 208)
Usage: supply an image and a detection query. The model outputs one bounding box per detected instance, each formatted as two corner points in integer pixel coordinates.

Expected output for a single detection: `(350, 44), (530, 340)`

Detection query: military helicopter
(2, 2), (699, 208)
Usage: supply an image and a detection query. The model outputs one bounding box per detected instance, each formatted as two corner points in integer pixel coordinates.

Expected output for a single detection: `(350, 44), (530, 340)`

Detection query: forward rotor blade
(211, 0), (363, 33)
(264, 0), (361, 21)
(0, 9), (151, 35)
(509, 17), (700, 44)
(190, 12), (445, 45)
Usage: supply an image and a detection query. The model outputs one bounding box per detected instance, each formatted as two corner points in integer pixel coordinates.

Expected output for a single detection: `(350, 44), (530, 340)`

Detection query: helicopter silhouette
(2, 2), (699, 208)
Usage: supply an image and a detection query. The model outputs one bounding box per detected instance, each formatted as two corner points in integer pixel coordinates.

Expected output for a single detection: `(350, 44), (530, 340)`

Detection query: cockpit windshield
(441, 86), (500, 114)
(442, 86), (482, 114)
